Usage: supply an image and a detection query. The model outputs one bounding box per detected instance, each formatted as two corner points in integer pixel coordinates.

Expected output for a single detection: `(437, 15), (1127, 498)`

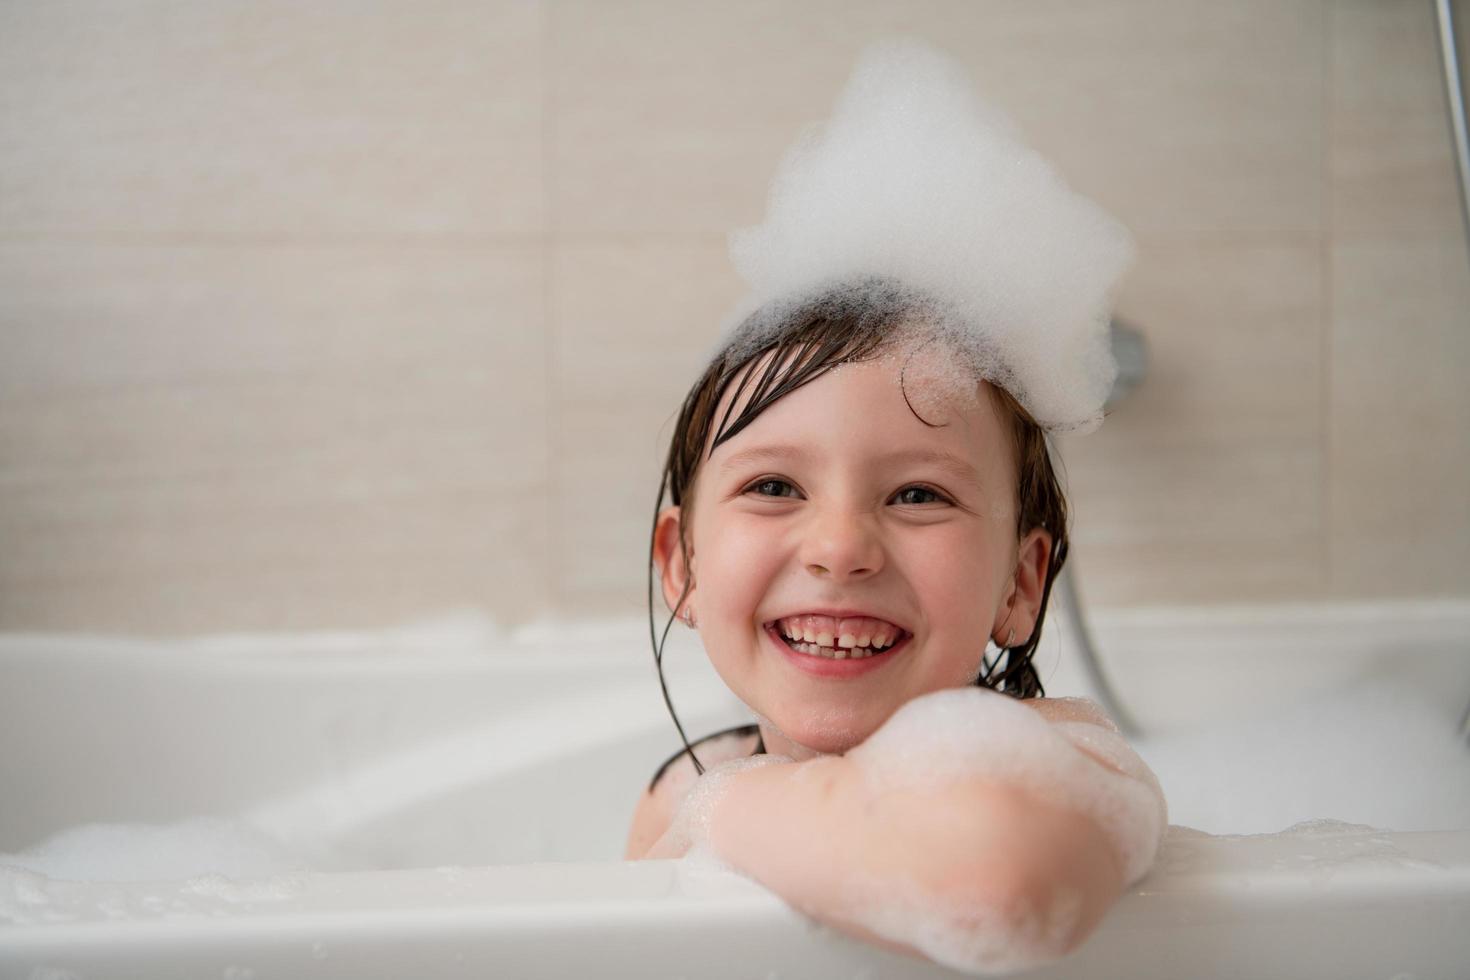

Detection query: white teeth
(773, 618), (906, 661)
(785, 637), (882, 660)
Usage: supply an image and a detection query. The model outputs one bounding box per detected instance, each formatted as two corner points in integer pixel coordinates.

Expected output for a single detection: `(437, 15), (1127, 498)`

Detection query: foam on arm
(850, 689), (1168, 887)
(661, 689), (1167, 975)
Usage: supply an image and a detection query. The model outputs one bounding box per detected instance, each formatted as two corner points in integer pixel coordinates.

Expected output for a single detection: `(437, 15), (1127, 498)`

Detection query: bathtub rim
(3, 825), (1470, 980)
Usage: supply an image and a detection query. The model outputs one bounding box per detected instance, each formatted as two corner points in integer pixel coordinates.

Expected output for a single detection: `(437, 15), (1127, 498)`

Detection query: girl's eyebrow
(717, 444), (985, 492)
(714, 443), (811, 476)
(891, 449), (986, 492)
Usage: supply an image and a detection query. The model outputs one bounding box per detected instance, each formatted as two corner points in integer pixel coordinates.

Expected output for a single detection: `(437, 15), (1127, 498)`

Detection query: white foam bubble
(670, 690), (1164, 973)
(716, 38), (1135, 434)
(847, 688), (1167, 888)
(658, 753), (795, 863)
(787, 688), (1166, 972)
(841, 864), (1088, 975)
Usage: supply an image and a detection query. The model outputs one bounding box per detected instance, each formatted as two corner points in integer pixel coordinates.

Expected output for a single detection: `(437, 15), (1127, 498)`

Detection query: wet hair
(646, 285), (1072, 776)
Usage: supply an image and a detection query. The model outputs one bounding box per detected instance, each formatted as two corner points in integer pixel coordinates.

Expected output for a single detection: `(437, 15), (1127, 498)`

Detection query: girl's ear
(652, 505), (695, 616)
(996, 527), (1053, 646)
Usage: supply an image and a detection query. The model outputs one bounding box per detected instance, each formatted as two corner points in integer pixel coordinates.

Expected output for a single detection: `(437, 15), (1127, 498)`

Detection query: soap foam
(674, 690), (1164, 973)
(868, 320), (989, 434)
(847, 687), (1167, 888)
(715, 38), (1135, 434)
(842, 865), (1088, 975)
(813, 688), (1166, 973)
(660, 753), (795, 864)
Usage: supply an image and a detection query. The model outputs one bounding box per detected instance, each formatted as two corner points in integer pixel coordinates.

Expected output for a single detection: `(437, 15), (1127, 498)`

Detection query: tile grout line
(0, 232), (735, 248)
(542, 0), (560, 623)
(1321, 0), (1336, 595)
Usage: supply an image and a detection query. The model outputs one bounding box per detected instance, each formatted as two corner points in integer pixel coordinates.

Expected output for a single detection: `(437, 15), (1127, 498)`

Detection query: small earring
(1006, 628), (1016, 648)
(682, 608), (697, 628)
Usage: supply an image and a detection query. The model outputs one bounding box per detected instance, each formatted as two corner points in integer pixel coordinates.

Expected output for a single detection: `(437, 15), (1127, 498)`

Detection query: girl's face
(655, 340), (1053, 760)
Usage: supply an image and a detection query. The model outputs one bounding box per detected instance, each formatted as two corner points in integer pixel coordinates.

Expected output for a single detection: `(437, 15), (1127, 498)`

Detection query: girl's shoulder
(625, 724), (762, 860)
(647, 723), (764, 795)
(1021, 695), (1120, 731)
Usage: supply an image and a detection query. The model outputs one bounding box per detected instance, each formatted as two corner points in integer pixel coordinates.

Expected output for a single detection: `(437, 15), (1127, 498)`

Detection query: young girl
(624, 40), (1168, 976)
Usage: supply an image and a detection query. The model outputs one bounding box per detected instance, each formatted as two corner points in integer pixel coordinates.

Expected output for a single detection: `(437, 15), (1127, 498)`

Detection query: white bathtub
(2, 603), (1468, 979)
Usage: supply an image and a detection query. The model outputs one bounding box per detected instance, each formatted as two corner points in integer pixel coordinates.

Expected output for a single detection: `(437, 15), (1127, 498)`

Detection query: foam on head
(713, 38), (1136, 435)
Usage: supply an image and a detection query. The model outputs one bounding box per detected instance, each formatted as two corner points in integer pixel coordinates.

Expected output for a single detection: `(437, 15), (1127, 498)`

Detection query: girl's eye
(745, 478), (800, 499)
(893, 485), (951, 506)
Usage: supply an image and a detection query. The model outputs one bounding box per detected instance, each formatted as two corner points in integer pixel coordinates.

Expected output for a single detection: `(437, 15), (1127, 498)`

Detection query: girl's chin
(758, 715), (873, 758)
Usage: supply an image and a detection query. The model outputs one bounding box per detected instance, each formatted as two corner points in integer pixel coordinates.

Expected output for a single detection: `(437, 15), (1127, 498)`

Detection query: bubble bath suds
(833, 688), (1167, 973)
(660, 753), (796, 866)
(664, 688), (1165, 974)
(850, 688), (1167, 887)
(713, 37), (1137, 436)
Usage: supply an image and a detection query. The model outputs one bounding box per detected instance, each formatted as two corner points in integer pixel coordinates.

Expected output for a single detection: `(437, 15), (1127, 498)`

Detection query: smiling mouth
(770, 617), (905, 664)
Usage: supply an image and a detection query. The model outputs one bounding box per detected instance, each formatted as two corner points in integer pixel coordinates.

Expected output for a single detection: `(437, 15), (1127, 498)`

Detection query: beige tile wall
(1, 0), (1465, 632)
(1327, 0), (1470, 598)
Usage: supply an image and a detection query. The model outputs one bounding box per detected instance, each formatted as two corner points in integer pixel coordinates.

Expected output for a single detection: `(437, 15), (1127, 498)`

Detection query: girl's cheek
(910, 537), (980, 588)
(717, 519), (780, 570)
(705, 524), (775, 603)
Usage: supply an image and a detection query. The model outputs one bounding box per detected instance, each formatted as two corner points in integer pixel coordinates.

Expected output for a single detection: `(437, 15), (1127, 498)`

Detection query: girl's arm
(650, 694), (1166, 974)
(694, 755), (1125, 969)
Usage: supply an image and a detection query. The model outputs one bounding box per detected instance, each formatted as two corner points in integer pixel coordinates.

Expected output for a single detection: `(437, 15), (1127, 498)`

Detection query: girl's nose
(800, 505), (884, 580)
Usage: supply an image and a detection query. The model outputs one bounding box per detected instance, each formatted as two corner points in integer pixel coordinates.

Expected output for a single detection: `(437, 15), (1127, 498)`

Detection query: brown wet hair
(647, 286), (1071, 775)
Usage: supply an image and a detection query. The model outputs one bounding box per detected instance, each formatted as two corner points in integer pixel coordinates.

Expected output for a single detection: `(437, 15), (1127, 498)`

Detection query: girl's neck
(757, 720), (837, 764)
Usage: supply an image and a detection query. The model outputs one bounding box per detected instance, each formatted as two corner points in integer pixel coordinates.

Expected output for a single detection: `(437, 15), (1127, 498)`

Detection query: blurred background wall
(1, 0), (1466, 634)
